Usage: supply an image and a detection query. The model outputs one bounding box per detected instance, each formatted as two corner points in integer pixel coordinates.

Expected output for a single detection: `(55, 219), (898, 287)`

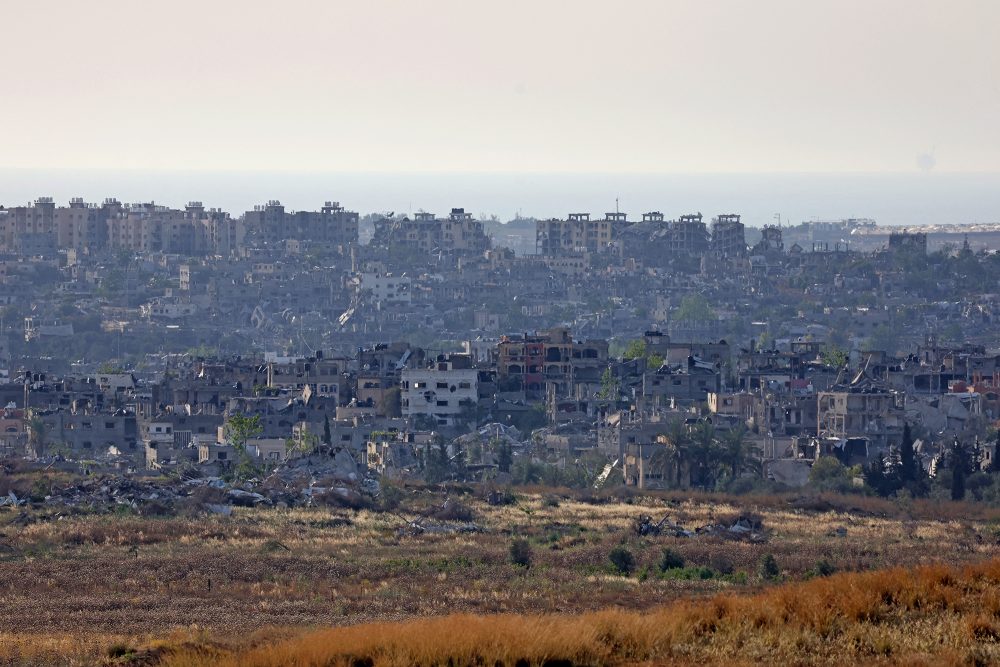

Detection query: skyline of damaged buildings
(3, 193), (1000, 490)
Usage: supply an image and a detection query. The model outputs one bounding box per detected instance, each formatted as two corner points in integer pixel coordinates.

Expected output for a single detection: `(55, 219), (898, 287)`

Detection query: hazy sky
(2, 0), (998, 173)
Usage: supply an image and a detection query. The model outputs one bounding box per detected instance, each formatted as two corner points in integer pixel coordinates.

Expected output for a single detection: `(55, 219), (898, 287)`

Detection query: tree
(323, 414), (332, 446)
(716, 426), (760, 483)
(760, 553), (780, 580)
(647, 442), (676, 489)
(951, 439), (968, 501)
(509, 539), (532, 568)
(496, 439), (513, 474)
(898, 423), (917, 482)
(623, 339), (647, 361)
(675, 293), (714, 323)
(821, 346), (848, 369)
(663, 419), (692, 487)
(224, 412), (263, 480)
(688, 421), (718, 488)
(608, 546), (636, 576)
(864, 452), (891, 496)
(992, 429), (1000, 474)
(27, 413), (46, 457)
(289, 426), (319, 457)
(598, 367), (618, 400)
(809, 456), (855, 494)
(659, 548), (685, 572)
(425, 440), (452, 483)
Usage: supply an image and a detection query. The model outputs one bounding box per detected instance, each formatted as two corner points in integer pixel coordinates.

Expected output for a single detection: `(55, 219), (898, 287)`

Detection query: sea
(2, 170), (999, 228)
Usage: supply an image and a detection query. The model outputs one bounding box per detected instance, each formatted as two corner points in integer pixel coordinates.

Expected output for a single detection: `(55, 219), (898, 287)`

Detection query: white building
(141, 300), (199, 319)
(401, 364), (478, 427)
(358, 272), (412, 305)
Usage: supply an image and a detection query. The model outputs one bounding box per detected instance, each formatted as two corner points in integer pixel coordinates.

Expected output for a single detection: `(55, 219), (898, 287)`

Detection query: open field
(156, 558), (1000, 666)
(1, 486), (1000, 665)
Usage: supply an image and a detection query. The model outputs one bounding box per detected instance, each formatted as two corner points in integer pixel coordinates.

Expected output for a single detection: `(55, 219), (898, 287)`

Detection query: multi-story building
(55, 198), (114, 252)
(536, 213), (614, 255)
(372, 208), (489, 254)
(664, 213), (709, 255)
(710, 214), (746, 258)
(401, 354), (479, 426)
(0, 197), (56, 251)
(754, 225), (784, 254)
(244, 200), (358, 247)
(497, 327), (608, 397)
(358, 272), (412, 305)
(817, 373), (905, 456)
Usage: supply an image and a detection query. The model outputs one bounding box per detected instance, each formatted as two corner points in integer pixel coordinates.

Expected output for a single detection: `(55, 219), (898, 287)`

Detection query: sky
(1, 0), (999, 174)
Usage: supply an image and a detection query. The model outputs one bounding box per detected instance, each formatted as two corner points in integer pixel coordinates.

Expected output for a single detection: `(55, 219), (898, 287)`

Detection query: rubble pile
(632, 513), (767, 543)
(633, 514), (694, 537)
(0, 448), (372, 517)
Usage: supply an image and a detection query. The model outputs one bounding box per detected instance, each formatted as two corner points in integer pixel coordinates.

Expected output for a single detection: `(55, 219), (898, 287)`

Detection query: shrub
(379, 482), (404, 511)
(815, 559), (836, 577)
(609, 546), (636, 576)
(509, 538), (532, 568)
(106, 643), (135, 659)
(760, 553), (780, 580)
(659, 548), (685, 572)
(659, 566), (715, 581)
(486, 488), (518, 506)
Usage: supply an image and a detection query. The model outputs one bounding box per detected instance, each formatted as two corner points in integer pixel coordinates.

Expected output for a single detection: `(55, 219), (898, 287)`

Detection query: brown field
(157, 558), (1000, 667)
(1, 486), (999, 665)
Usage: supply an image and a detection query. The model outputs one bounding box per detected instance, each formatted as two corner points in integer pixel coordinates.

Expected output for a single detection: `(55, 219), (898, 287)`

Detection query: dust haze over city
(3, 2), (1000, 666)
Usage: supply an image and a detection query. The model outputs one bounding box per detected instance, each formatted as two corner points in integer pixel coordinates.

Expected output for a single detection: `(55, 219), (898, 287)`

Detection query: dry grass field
(155, 558), (1000, 666)
(1, 485), (999, 665)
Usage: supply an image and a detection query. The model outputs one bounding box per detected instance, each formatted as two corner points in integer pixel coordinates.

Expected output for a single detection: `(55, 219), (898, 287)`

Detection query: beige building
(536, 213), (614, 255)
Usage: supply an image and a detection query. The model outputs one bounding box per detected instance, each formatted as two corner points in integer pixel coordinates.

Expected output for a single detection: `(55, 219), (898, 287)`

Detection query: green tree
(647, 442), (676, 489)
(598, 367), (618, 400)
(509, 539), (532, 568)
(760, 553), (780, 580)
(896, 422), (929, 496)
(623, 339), (647, 360)
(809, 456), (854, 493)
(951, 439), (968, 501)
(864, 452), (891, 496)
(289, 426), (319, 457)
(425, 440), (452, 483)
(821, 346), (848, 369)
(688, 421), (718, 488)
(225, 412), (263, 480)
(323, 414), (332, 446)
(608, 546), (636, 576)
(716, 426), (760, 483)
(27, 413), (46, 456)
(675, 293), (714, 323)
(496, 439), (513, 474)
(663, 419), (692, 487)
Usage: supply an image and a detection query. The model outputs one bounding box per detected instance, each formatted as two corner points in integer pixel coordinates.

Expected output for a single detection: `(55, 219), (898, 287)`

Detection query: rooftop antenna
(615, 197), (619, 215)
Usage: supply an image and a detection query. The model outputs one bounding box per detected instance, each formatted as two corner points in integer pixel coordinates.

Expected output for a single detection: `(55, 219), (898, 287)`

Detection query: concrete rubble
(1, 448), (372, 518)
(633, 513), (767, 542)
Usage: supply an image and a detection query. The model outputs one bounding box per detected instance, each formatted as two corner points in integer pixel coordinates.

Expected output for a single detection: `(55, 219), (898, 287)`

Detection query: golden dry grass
(158, 559), (1000, 666)
(0, 489), (999, 665)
